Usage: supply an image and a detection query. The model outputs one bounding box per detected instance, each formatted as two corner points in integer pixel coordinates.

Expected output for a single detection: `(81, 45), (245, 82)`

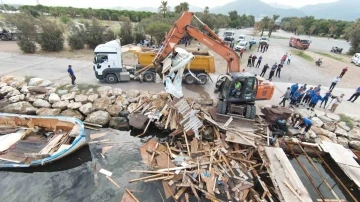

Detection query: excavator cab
(216, 72), (258, 119)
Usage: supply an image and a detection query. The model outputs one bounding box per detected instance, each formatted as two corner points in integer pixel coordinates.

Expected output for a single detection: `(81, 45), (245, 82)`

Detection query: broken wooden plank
(39, 133), (64, 154)
(24, 153), (50, 159)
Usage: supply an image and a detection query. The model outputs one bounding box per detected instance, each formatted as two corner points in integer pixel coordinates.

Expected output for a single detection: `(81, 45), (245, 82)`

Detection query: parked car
(249, 38), (257, 45)
(259, 37), (269, 43)
(223, 31), (236, 41)
(234, 41), (249, 51)
(351, 53), (360, 66)
(237, 35), (245, 42)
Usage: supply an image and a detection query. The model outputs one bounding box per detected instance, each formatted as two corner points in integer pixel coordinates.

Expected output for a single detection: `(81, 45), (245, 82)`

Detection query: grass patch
(315, 52), (344, 62)
(339, 114), (354, 130)
(291, 50), (314, 62)
(24, 75), (35, 83)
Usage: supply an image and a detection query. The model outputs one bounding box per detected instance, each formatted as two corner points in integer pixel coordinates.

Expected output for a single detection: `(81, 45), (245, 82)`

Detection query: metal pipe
(297, 143), (341, 201)
(285, 142), (326, 200)
(310, 146), (359, 202)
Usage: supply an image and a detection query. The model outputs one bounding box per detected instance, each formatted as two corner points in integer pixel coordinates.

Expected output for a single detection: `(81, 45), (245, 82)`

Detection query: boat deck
(319, 141), (360, 188)
(0, 132), (48, 164)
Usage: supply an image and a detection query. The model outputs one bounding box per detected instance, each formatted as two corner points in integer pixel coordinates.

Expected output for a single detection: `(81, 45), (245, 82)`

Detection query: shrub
(134, 32), (145, 44)
(37, 19), (64, 52)
(85, 18), (106, 48)
(120, 20), (134, 45)
(18, 39), (36, 53)
(60, 15), (71, 24)
(104, 29), (116, 42)
(68, 32), (85, 50)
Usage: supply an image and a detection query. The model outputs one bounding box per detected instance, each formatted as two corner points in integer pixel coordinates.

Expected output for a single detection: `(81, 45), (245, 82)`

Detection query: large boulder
(93, 97), (111, 111)
(106, 105), (123, 117)
(67, 102), (82, 109)
(88, 94), (99, 102)
(0, 82), (7, 87)
(36, 108), (61, 116)
(127, 90), (140, 99)
(334, 126), (348, 138)
(311, 126), (322, 136)
(9, 94), (25, 103)
(75, 94), (88, 103)
(311, 117), (324, 127)
(337, 122), (350, 132)
(52, 100), (69, 110)
(57, 89), (68, 95)
(115, 96), (129, 107)
(97, 86), (113, 97)
(6, 89), (20, 98)
(2, 101), (37, 115)
(349, 141), (360, 150)
(79, 103), (94, 115)
(48, 93), (61, 104)
(33, 99), (51, 108)
(318, 115), (333, 123)
(39, 80), (53, 87)
(109, 117), (129, 130)
(0, 86), (15, 95)
(28, 86), (47, 94)
(0, 75), (14, 83)
(343, 113), (360, 122)
(9, 76), (26, 88)
(320, 128), (337, 142)
(337, 137), (349, 148)
(20, 86), (29, 94)
(319, 135), (336, 143)
(61, 92), (76, 101)
(28, 78), (44, 86)
(111, 88), (123, 96)
(85, 111), (111, 126)
(323, 122), (336, 132)
(0, 99), (9, 109)
(60, 109), (84, 120)
(348, 129), (360, 141)
(326, 113), (341, 122)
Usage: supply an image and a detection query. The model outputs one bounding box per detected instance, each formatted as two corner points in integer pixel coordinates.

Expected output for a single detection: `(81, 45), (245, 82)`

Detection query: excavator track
(208, 108), (256, 129)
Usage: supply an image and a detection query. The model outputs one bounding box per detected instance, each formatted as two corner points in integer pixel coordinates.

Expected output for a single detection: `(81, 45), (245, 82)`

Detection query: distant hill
(299, 0), (360, 21)
(267, 3), (294, 9)
(211, 0), (306, 18)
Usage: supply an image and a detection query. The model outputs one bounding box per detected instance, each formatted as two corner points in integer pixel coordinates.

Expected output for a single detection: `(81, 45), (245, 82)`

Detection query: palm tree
(88, 7), (93, 18)
(309, 25), (316, 37)
(158, 1), (170, 17)
(260, 16), (271, 37)
(175, 2), (189, 13)
(50, 8), (59, 18)
(204, 6), (209, 15)
(268, 14), (280, 37)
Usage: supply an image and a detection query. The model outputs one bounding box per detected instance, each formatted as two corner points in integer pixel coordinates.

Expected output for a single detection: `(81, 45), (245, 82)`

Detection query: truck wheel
(197, 74), (208, 85)
(184, 74), (196, 85)
(217, 101), (227, 114)
(250, 105), (256, 119)
(245, 105), (252, 119)
(143, 73), (155, 82)
(0, 35), (8, 41)
(105, 74), (117, 84)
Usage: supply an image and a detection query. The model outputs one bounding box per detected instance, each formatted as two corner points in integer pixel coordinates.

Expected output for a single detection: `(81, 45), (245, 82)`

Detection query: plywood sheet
(0, 130), (25, 152)
(264, 147), (312, 202)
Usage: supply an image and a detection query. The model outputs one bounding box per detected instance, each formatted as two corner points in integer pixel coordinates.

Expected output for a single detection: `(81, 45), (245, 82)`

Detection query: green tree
(85, 18), (106, 48)
(88, 7), (93, 18)
(204, 6), (209, 15)
(145, 22), (171, 45)
(349, 20), (360, 54)
(260, 16), (271, 36)
(268, 14), (280, 37)
(297, 25), (305, 35)
(60, 15), (71, 24)
(111, 13), (119, 21)
(119, 19), (134, 45)
(158, 1), (170, 17)
(228, 10), (238, 21)
(37, 18), (64, 52)
(309, 25), (316, 37)
(50, 8), (59, 18)
(174, 2), (189, 13)
(100, 10), (110, 20)
(68, 31), (85, 50)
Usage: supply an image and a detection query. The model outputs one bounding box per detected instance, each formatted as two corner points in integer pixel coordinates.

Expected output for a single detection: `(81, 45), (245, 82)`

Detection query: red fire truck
(289, 37), (311, 50)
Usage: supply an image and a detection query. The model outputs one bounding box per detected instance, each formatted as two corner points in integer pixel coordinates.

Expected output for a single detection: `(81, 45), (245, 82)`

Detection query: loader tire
(217, 101), (227, 114)
(250, 105), (256, 119)
(245, 105), (252, 119)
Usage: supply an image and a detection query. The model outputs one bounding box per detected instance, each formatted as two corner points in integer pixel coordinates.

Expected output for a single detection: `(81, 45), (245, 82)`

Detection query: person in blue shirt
(308, 92), (323, 111)
(298, 117), (313, 135)
(67, 65), (76, 85)
(290, 89), (301, 107)
(314, 85), (321, 93)
(319, 90), (332, 108)
(348, 86), (360, 103)
(301, 87), (313, 104)
(290, 83), (299, 97)
(300, 84), (307, 92)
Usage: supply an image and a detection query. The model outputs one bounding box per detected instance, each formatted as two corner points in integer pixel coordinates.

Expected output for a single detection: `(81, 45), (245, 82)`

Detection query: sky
(3, 0), (339, 9)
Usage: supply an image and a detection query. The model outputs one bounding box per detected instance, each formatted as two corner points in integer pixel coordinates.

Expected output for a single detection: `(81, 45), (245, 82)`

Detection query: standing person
(339, 67), (348, 78)
(279, 87), (291, 107)
(300, 84), (307, 92)
(258, 44), (261, 52)
(67, 65), (76, 85)
(348, 86), (360, 102)
(290, 83), (299, 97)
(330, 94), (345, 112)
(314, 85), (321, 93)
(265, 44), (269, 52)
(289, 89), (301, 107)
(319, 90), (332, 108)
(307, 92), (323, 111)
(287, 54), (292, 65)
(302, 87), (314, 104)
(240, 49), (244, 58)
(197, 43), (200, 51)
(280, 54), (287, 64)
(276, 63), (283, 78)
(249, 43), (253, 50)
(251, 55), (257, 67)
(256, 56), (262, 68)
(268, 63), (277, 80)
(260, 64), (269, 77)
(329, 76), (341, 90)
(247, 54), (252, 67)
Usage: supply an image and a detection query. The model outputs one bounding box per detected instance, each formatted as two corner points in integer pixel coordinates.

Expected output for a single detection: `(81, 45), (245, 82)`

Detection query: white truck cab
(351, 53), (360, 66)
(224, 31), (236, 41)
(93, 40), (134, 83)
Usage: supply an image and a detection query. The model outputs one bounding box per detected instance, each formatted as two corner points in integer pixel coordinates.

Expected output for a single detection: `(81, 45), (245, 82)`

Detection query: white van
(351, 53), (360, 66)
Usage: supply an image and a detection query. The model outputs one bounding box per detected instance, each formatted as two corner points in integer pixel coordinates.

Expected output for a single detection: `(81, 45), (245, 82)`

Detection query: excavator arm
(153, 12), (241, 73)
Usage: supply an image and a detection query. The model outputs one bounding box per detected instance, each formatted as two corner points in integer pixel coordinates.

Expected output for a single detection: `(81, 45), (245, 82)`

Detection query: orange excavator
(153, 12), (274, 119)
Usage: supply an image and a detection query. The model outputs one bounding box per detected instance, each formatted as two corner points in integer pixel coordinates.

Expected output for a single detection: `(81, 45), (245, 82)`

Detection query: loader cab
(216, 72), (258, 119)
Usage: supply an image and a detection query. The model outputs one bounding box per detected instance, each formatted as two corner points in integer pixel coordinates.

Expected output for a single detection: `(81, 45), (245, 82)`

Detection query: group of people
(246, 55), (263, 68)
(257, 43), (269, 53)
(279, 83), (345, 113)
(258, 53), (292, 80)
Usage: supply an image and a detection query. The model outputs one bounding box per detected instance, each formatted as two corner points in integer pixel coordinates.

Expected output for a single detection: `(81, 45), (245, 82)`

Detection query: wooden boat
(0, 113), (87, 168)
